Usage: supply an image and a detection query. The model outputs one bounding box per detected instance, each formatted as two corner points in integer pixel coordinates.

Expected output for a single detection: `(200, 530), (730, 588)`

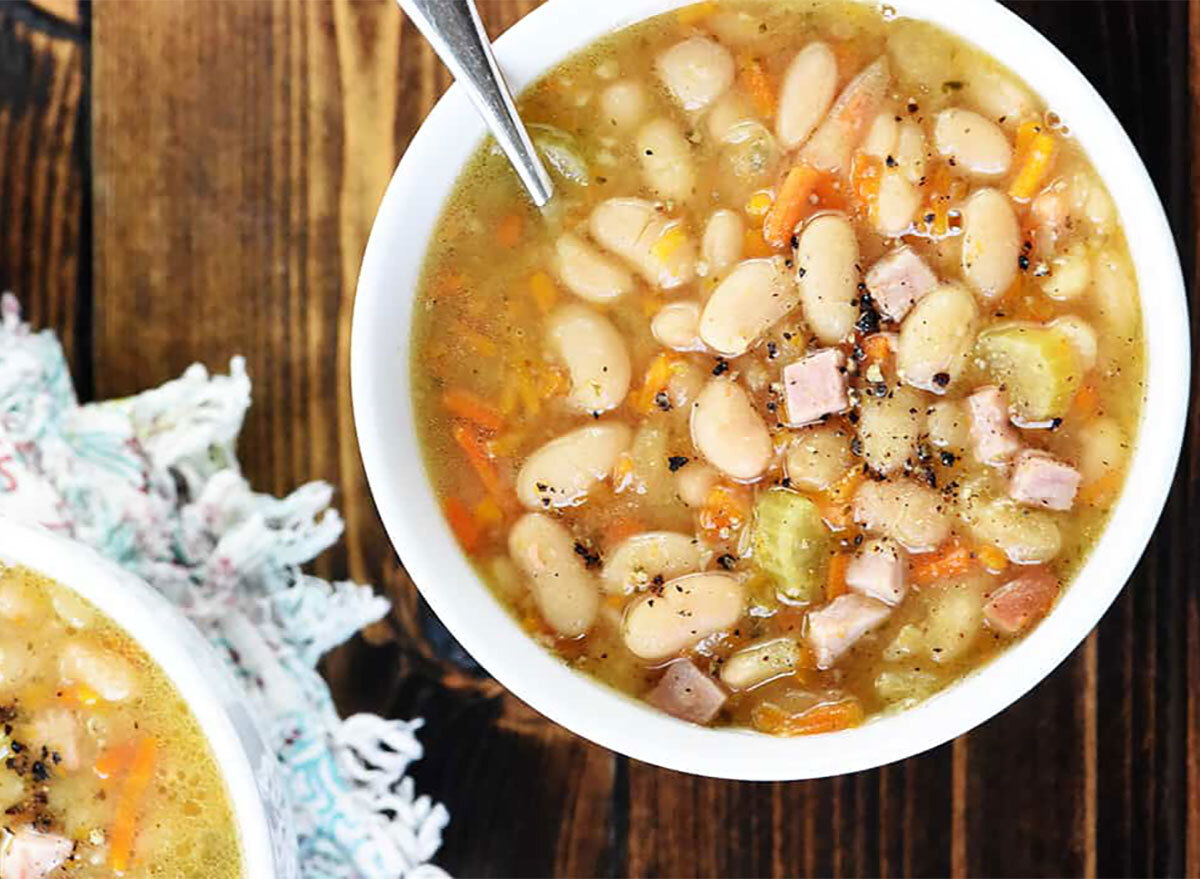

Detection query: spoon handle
(398, 0), (554, 207)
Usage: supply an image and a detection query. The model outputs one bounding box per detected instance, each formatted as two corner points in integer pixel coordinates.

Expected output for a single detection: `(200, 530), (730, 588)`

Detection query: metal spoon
(398, 0), (554, 207)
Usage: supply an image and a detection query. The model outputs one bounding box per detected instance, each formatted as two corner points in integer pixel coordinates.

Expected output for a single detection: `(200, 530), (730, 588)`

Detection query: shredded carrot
(850, 152), (883, 221)
(442, 388), (503, 432)
(763, 164), (821, 247)
(495, 212), (524, 248)
(452, 423), (503, 498)
(59, 682), (101, 708)
(978, 544), (1009, 574)
(810, 173), (848, 213)
(675, 0), (717, 25)
(1071, 383), (1101, 420)
(529, 271), (558, 313)
(742, 226), (776, 259)
(1078, 471), (1121, 507)
(817, 468), (865, 530)
(911, 538), (976, 585)
(108, 736), (158, 872)
(917, 163), (967, 238)
(753, 699), (864, 736)
(443, 497), (483, 553)
(698, 483), (751, 537)
(473, 496), (503, 529)
(826, 553), (850, 600)
(738, 56), (776, 119)
(93, 741), (137, 781)
(604, 515), (645, 546)
(1009, 122), (1057, 201)
(861, 333), (891, 364)
(632, 352), (676, 413)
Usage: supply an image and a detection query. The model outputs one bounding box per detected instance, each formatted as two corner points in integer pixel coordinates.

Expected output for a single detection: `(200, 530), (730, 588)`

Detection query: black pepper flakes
(717, 554), (737, 571)
(932, 372), (951, 388)
(573, 542), (601, 569)
(940, 450), (957, 466)
(850, 436), (863, 456)
(654, 390), (672, 411)
(667, 455), (689, 472)
(766, 341), (778, 359)
(712, 359), (730, 376)
(1019, 254), (1030, 271)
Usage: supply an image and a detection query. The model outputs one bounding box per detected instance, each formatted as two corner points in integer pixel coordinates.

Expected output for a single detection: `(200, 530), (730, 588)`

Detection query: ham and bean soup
(412, 0), (1143, 733)
(0, 565), (239, 877)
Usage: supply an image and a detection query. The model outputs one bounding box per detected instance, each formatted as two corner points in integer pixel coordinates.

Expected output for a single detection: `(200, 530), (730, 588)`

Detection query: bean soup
(411, 0), (1143, 734)
(0, 564), (240, 877)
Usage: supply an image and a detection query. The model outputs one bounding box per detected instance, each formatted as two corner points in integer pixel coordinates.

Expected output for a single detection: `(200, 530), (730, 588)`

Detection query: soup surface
(412, 0), (1143, 733)
(0, 564), (240, 878)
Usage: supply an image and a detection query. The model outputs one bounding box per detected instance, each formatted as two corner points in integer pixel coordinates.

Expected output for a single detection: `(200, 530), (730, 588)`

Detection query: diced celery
(750, 489), (828, 602)
(975, 323), (1083, 425)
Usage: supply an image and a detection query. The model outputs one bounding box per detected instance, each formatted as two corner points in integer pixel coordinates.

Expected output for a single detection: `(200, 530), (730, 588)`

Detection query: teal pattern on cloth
(0, 294), (449, 879)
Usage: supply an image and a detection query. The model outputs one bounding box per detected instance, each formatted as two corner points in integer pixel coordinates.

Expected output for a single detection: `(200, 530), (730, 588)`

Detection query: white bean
(676, 461), (719, 507)
(516, 423), (632, 510)
(933, 108), (1012, 177)
(1050, 315), (1098, 371)
(508, 513), (600, 637)
(59, 641), (136, 701)
(775, 41), (838, 148)
(651, 301), (704, 352)
(589, 198), (696, 289)
(622, 572), (744, 659)
(554, 233), (634, 303)
(0, 642), (32, 688)
(926, 399), (970, 451)
(655, 36), (735, 111)
(961, 188), (1020, 300)
(960, 57), (1036, 125)
(1079, 416), (1127, 484)
(796, 214), (859, 344)
(962, 499), (1061, 564)
(0, 582), (38, 622)
(858, 385), (926, 476)
(601, 532), (704, 595)
(637, 118), (696, 202)
(690, 379), (773, 481)
(699, 257), (799, 356)
(894, 119), (927, 184)
(874, 170), (920, 237)
(1041, 243), (1091, 301)
(701, 209), (744, 274)
(547, 304), (631, 414)
(853, 478), (951, 553)
(599, 80), (647, 130)
(719, 637), (802, 690)
(860, 111), (898, 159)
(897, 283), (979, 393)
(801, 56), (890, 173)
(1091, 248), (1140, 336)
(785, 424), (853, 491)
(705, 92), (755, 143)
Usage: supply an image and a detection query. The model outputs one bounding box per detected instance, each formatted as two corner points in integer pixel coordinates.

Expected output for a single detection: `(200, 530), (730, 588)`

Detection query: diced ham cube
(645, 659), (727, 725)
(782, 348), (849, 427)
(0, 828), (73, 879)
(864, 246), (939, 321)
(806, 593), (891, 670)
(845, 538), (907, 605)
(1009, 450), (1081, 511)
(984, 568), (1060, 634)
(967, 386), (1020, 466)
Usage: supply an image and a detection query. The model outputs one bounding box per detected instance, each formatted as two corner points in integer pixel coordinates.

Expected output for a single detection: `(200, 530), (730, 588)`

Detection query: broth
(411, 0), (1143, 733)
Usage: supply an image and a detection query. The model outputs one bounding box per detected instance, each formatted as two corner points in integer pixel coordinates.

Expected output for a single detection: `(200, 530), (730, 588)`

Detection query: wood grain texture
(4, 0), (1196, 876)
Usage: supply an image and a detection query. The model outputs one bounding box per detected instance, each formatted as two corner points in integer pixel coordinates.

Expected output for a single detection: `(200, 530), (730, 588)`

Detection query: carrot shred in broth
(443, 388), (504, 432)
(763, 164), (821, 247)
(738, 56), (776, 119)
(910, 537), (976, 585)
(826, 553), (850, 599)
(752, 699), (865, 735)
(107, 736), (159, 872)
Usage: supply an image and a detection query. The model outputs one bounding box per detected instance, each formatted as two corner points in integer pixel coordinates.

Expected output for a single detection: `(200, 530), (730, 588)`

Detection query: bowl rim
(352, 0), (1190, 780)
(0, 518), (285, 874)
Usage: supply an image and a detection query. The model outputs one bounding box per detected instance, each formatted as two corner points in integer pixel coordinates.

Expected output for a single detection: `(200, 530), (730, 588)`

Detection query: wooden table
(0, 1), (1193, 875)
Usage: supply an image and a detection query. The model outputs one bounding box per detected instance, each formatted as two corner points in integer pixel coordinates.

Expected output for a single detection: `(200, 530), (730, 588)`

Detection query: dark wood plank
(0, 3), (85, 376)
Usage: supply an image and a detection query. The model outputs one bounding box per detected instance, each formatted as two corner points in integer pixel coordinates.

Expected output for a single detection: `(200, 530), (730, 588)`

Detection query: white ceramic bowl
(352, 0), (1188, 779)
(0, 519), (297, 876)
